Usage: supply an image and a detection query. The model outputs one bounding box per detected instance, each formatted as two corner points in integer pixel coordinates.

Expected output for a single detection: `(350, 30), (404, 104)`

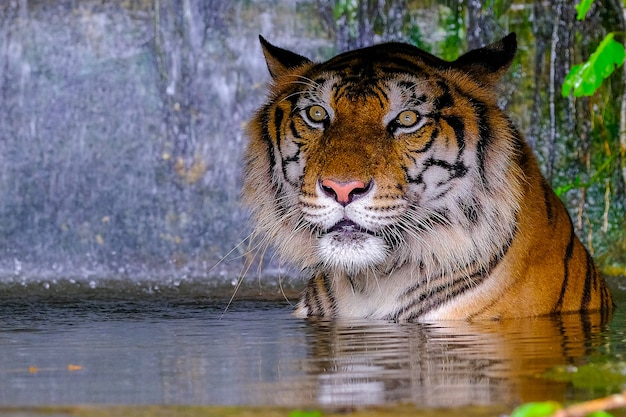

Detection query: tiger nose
(320, 179), (372, 206)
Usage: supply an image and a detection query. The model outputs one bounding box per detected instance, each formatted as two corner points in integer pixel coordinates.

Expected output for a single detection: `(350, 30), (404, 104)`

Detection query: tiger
(242, 33), (614, 321)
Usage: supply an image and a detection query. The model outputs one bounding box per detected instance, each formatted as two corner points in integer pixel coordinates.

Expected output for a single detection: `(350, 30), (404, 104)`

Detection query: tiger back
(243, 33), (613, 321)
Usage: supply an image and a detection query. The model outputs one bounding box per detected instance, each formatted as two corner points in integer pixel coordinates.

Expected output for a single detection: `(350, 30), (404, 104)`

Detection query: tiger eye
(397, 110), (419, 127)
(307, 105), (327, 123)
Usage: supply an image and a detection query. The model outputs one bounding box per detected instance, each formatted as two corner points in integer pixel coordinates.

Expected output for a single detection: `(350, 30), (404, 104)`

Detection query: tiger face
(244, 34), (613, 320)
(247, 35), (520, 276)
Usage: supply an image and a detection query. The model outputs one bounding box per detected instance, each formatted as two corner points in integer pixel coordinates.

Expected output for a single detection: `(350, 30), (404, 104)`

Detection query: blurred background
(0, 0), (624, 294)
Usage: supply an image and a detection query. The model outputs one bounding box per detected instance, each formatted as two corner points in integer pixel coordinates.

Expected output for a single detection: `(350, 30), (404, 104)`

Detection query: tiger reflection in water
(258, 313), (609, 407)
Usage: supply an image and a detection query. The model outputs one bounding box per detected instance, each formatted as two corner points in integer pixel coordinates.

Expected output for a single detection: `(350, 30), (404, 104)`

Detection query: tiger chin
(243, 33), (614, 321)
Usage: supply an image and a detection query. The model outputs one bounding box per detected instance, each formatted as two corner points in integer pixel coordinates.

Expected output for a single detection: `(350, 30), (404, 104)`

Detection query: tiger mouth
(327, 219), (376, 236)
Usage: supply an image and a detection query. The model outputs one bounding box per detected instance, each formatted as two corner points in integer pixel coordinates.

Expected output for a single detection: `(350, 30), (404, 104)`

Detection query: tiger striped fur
(243, 33), (613, 321)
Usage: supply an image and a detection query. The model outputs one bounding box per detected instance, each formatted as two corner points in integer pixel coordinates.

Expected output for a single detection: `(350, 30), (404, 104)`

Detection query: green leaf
(562, 33), (626, 97)
(510, 401), (561, 417)
(575, 0), (595, 20)
(554, 175), (580, 196)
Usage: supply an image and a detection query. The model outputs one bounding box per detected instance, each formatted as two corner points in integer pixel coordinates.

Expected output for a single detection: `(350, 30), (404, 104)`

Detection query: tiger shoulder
(243, 33), (614, 321)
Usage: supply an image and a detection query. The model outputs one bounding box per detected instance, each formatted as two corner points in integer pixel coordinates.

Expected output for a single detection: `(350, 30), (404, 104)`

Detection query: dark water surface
(0, 280), (625, 409)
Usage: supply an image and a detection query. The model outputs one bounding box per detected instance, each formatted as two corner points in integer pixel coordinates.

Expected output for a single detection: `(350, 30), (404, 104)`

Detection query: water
(1, 281), (625, 409)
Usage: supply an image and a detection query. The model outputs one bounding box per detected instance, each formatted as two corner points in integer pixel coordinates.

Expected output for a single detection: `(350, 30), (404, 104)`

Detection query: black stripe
(383, 56), (431, 73)
(553, 226), (576, 312)
(581, 251), (594, 311)
(601, 283), (614, 314)
(260, 107), (278, 178)
(323, 52), (429, 76)
(397, 267), (487, 321)
(285, 90), (301, 108)
(401, 126), (438, 153)
(434, 81), (453, 110)
(472, 99), (491, 187)
(289, 120), (301, 139)
(273, 107), (284, 149)
(581, 314), (592, 349)
(425, 158), (468, 179)
(308, 276), (324, 316)
(393, 281), (448, 320)
(396, 80), (417, 90)
(378, 65), (428, 77)
(401, 127), (439, 184)
(281, 159), (301, 187)
(273, 107), (302, 188)
(279, 137), (304, 187)
(549, 315), (570, 360)
(313, 77), (327, 85)
(442, 115), (465, 152)
(423, 127), (439, 152)
(315, 273), (333, 315)
(402, 163), (422, 185)
(542, 180), (555, 226)
(370, 82), (389, 104)
(321, 272), (336, 314)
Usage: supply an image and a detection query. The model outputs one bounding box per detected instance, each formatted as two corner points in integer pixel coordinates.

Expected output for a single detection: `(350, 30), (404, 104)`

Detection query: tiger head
(244, 34), (523, 279)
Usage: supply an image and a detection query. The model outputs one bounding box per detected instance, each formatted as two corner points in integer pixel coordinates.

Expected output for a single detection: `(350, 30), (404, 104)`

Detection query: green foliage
(486, 0), (514, 19)
(562, 33), (626, 97)
(406, 25), (430, 52)
(437, 4), (465, 61)
(333, 0), (358, 37)
(554, 154), (616, 196)
(333, 0), (357, 21)
(510, 401), (561, 417)
(575, 0), (595, 20)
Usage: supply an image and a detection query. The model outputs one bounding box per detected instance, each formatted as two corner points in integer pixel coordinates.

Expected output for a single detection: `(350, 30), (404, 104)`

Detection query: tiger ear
(452, 33), (517, 86)
(259, 35), (313, 79)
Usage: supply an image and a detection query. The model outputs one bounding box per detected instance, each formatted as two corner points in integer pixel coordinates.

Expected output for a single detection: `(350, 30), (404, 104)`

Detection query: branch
(511, 391), (626, 417)
(551, 390), (626, 417)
